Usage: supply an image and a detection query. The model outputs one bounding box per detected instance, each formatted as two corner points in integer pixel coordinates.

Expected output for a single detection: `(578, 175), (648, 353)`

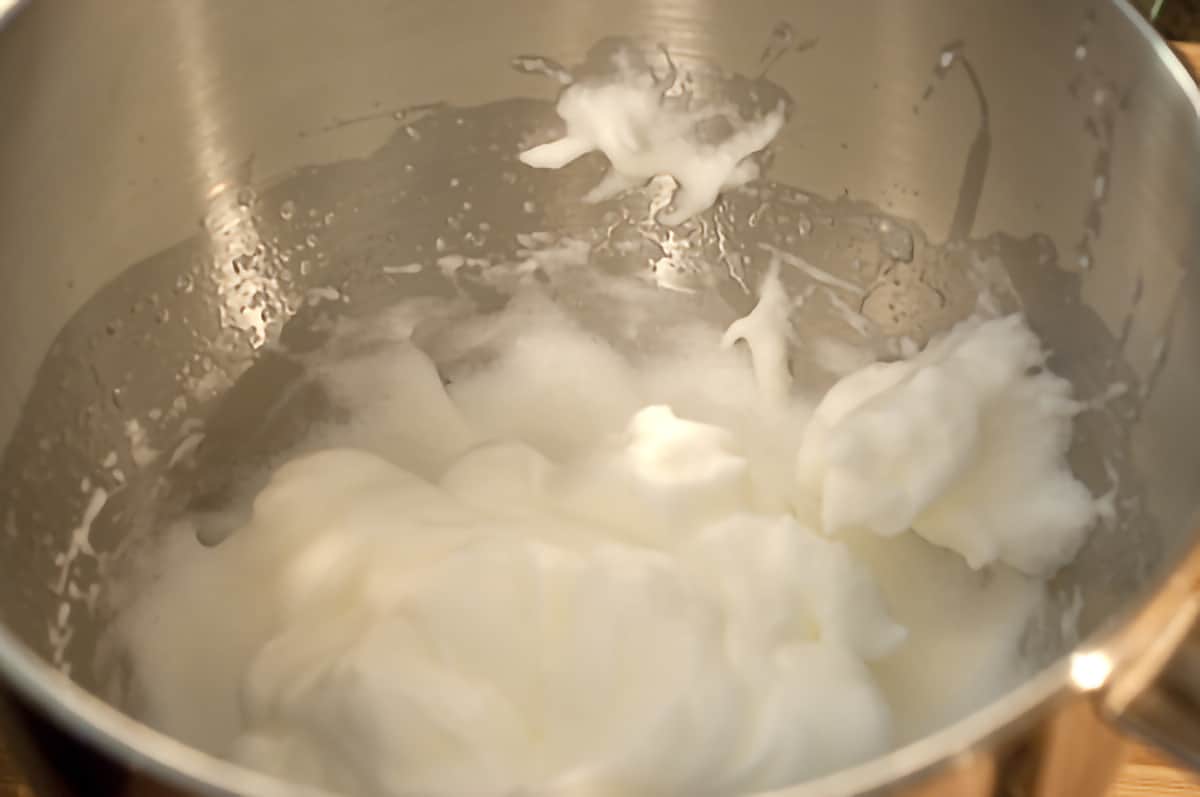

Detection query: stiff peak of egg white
(794, 314), (1096, 575)
(716, 265), (1096, 575)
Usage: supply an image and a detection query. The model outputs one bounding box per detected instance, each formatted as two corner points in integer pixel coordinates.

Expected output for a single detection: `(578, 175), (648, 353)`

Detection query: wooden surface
(1175, 40), (1200, 72)
(0, 739), (30, 797)
(1112, 745), (1200, 797)
(3, 33), (1200, 797)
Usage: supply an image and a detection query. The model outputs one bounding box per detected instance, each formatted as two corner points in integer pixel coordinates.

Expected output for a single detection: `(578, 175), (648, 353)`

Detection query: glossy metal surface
(0, 1), (1198, 795)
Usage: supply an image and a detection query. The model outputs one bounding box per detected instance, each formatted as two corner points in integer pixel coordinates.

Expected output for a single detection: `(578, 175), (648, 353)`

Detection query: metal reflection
(167, 1), (288, 351)
(1069, 650), (1115, 691)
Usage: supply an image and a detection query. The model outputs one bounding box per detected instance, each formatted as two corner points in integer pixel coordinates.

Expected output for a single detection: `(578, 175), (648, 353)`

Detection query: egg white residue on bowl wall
(114, 236), (1101, 797)
(519, 42), (789, 225)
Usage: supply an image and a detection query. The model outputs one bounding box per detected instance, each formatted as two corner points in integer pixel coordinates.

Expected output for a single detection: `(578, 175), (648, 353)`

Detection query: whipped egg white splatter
(519, 42), (789, 225)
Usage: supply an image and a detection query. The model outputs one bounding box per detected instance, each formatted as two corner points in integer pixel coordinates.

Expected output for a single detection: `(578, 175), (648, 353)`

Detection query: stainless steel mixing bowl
(1, 1), (1199, 795)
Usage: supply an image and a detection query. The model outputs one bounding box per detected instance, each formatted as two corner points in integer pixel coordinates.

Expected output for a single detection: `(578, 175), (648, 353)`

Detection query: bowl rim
(2, 0), (1199, 794)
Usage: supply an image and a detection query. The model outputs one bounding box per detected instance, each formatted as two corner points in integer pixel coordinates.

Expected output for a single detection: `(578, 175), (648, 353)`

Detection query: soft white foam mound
(118, 262), (1095, 796)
